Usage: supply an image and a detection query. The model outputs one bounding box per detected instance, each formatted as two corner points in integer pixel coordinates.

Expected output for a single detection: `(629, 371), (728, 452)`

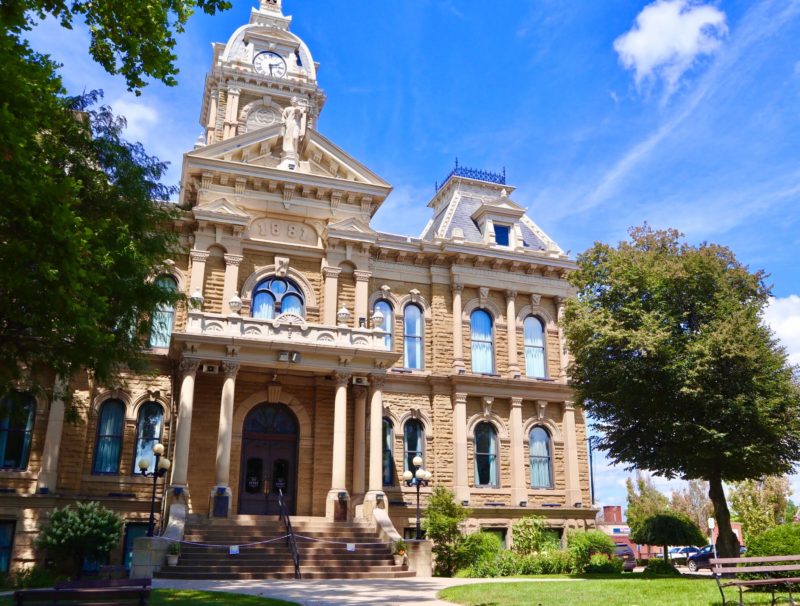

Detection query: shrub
(457, 550), (522, 578)
(517, 550), (573, 575)
(567, 530), (615, 573)
(584, 553), (624, 574)
(512, 515), (560, 555)
(35, 501), (123, 578)
(456, 532), (502, 570)
(167, 542), (181, 556)
(422, 487), (469, 577)
(747, 523), (800, 557)
(630, 512), (705, 564)
(643, 559), (681, 576)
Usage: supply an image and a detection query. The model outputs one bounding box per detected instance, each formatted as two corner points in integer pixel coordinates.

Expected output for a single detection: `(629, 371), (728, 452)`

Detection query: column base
(362, 490), (388, 521)
(566, 489), (583, 509)
(36, 472), (57, 495)
(166, 485), (190, 516)
(452, 360), (466, 374)
(209, 486), (232, 518)
(511, 488), (528, 508)
(455, 485), (470, 506)
(326, 489), (350, 522)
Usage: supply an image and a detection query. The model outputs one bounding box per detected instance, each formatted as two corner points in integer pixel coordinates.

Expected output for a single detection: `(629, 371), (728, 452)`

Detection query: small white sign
(229, 545), (239, 555)
(708, 518), (716, 530)
(346, 543), (355, 552)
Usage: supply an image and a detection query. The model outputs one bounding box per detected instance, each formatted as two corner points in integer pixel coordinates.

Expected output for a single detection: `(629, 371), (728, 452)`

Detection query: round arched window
(252, 277), (304, 319)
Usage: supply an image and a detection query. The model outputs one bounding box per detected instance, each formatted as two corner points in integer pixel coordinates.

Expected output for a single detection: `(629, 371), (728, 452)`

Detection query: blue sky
(26, 0), (800, 511)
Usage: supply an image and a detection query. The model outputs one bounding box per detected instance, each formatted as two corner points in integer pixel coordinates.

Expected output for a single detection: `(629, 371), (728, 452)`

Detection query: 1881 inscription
(248, 218), (319, 246)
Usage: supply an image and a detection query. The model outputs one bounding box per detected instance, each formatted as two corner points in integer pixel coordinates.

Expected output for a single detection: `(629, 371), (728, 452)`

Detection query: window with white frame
(403, 304), (423, 369)
(524, 316), (547, 378)
(470, 309), (494, 374)
(529, 426), (553, 488)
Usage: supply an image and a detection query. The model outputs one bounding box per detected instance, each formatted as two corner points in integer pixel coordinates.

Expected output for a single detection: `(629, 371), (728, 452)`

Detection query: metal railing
(435, 158), (506, 191)
(276, 488), (301, 579)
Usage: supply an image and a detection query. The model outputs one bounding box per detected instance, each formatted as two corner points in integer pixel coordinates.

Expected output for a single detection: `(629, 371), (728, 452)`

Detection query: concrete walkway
(153, 576), (584, 605)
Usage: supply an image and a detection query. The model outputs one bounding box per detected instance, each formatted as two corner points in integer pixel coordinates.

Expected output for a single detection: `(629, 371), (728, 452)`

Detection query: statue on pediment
(281, 102), (308, 156)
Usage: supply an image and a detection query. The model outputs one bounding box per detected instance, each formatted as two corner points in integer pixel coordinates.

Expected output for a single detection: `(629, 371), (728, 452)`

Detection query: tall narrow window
(382, 417), (394, 486)
(93, 399), (125, 474)
(403, 304), (423, 369)
(0, 392), (35, 470)
(494, 224), (511, 247)
(133, 403), (163, 474)
(0, 521), (14, 573)
(474, 422), (498, 487)
(148, 275), (177, 348)
(530, 427), (553, 488)
(252, 277), (304, 319)
(373, 300), (393, 350)
(403, 419), (424, 472)
(524, 316), (546, 378)
(471, 309), (494, 374)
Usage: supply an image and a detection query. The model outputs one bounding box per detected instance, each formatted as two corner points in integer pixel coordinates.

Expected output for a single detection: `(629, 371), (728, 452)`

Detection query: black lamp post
(586, 436), (598, 506)
(402, 455), (432, 540)
(137, 442), (171, 537)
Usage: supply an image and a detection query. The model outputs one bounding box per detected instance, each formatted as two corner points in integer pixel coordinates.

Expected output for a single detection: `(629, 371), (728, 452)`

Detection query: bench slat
(14, 586), (149, 605)
(55, 578), (150, 590)
(713, 564), (800, 574)
(712, 555), (800, 564)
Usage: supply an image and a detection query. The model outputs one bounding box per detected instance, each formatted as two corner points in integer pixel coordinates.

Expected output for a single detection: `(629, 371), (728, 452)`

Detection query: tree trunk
(663, 544), (669, 564)
(709, 472), (740, 558)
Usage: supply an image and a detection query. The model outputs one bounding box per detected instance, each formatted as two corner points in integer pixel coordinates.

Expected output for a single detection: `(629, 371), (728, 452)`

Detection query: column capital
(452, 391), (468, 406)
(369, 374), (386, 391)
(510, 396), (523, 408)
(227, 86), (241, 96)
(452, 282), (464, 294)
(334, 371), (351, 388)
(190, 249), (210, 263)
(323, 266), (342, 279)
(562, 400), (575, 412)
(505, 289), (518, 301)
(354, 270), (372, 283)
(224, 254), (244, 267)
(222, 361), (241, 379)
(179, 357), (201, 377)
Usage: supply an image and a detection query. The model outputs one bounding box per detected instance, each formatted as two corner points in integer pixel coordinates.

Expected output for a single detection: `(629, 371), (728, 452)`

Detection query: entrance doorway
(238, 403), (298, 515)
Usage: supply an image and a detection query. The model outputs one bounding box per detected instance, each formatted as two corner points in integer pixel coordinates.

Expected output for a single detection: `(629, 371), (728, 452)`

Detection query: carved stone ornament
(246, 106), (280, 132)
(275, 256), (290, 277)
(537, 400), (548, 420)
(530, 293), (541, 308)
(410, 407), (422, 420)
(146, 388), (161, 401)
(228, 295), (243, 314)
(380, 284), (392, 297)
(479, 287), (490, 308)
(409, 289), (421, 304)
(370, 374), (386, 391)
(180, 358), (201, 376)
(223, 361), (241, 379)
(482, 396), (494, 417)
(267, 375), (282, 403)
(334, 371), (352, 387)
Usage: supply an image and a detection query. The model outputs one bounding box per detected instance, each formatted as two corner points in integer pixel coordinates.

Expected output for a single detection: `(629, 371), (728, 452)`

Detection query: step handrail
(276, 487), (301, 579)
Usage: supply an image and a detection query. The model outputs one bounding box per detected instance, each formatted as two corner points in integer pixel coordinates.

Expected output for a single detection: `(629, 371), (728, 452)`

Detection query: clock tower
(198, 0), (326, 150)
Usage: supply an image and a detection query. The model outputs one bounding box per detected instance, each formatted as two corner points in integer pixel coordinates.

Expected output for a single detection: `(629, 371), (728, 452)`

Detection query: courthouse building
(0, 0), (595, 572)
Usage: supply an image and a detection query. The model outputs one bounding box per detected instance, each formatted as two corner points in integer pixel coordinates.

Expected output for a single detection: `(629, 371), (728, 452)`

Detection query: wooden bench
(711, 555), (800, 606)
(14, 577), (151, 605)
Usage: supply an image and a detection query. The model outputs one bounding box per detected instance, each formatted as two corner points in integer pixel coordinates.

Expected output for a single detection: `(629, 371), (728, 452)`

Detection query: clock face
(253, 51), (287, 78)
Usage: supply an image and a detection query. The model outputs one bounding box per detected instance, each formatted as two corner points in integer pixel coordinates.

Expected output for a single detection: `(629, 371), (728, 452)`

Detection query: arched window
(93, 399), (125, 474)
(403, 419), (425, 472)
(471, 309), (494, 374)
(530, 427), (553, 488)
(382, 417), (394, 486)
(148, 275), (177, 348)
(0, 392), (36, 470)
(133, 403), (164, 474)
(252, 277), (304, 320)
(403, 304), (423, 369)
(524, 316), (546, 378)
(474, 422), (499, 487)
(373, 300), (393, 350)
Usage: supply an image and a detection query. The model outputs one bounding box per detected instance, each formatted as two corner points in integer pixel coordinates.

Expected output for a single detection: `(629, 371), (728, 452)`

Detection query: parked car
(614, 543), (637, 572)
(687, 545), (746, 571)
(669, 546), (700, 561)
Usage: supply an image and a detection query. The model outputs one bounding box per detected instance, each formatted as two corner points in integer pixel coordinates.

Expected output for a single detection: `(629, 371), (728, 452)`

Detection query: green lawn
(439, 576), (788, 606)
(0, 589), (297, 605)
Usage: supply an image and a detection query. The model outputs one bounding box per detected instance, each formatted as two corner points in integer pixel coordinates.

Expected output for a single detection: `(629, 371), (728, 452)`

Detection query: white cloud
(110, 98), (160, 144)
(614, 0), (727, 93)
(764, 295), (800, 367)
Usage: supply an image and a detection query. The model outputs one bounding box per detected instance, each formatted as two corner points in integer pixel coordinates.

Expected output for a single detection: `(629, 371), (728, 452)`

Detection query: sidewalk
(153, 576), (584, 605)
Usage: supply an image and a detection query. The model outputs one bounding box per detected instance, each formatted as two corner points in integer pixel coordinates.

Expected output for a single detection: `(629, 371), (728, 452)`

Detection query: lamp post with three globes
(137, 443), (171, 537)
(403, 455), (432, 540)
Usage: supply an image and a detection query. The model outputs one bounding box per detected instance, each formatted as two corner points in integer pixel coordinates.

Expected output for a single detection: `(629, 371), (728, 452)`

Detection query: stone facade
(0, 0), (595, 571)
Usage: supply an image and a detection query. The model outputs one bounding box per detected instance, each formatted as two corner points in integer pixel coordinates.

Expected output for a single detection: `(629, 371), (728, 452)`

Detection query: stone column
(452, 392), (469, 504)
(364, 375), (386, 519)
(452, 283), (465, 373)
(205, 90), (218, 145)
(170, 358), (200, 493)
(36, 376), (68, 493)
(221, 254), (244, 314)
(556, 297), (568, 380)
(353, 270), (372, 328)
(223, 87), (240, 140)
(189, 250), (210, 298)
(509, 397), (526, 506)
(351, 384), (367, 509)
(211, 361), (240, 516)
(326, 372), (351, 520)
(322, 266), (341, 326)
(562, 401), (582, 507)
(506, 290), (520, 377)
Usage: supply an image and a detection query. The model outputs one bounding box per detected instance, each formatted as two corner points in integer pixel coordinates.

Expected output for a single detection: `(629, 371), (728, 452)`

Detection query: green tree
(670, 480), (712, 535)
(626, 472), (669, 538)
(0, 33), (182, 396)
(35, 501), (123, 578)
(511, 515), (560, 555)
(3, 0), (231, 92)
(630, 512), (705, 564)
(422, 486), (469, 577)
(730, 475), (792, 543)
(564, 225), (800, 557)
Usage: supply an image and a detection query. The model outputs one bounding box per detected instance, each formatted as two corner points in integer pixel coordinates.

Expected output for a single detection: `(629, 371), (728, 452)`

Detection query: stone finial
(259, 0), (282, 12)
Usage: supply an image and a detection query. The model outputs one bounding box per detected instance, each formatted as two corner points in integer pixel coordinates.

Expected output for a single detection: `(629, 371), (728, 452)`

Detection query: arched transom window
(524, 316), (546, 378)
(470, 309), (494, 374)
(133, 402), (164, 474)
(474, 422), (499, 487)
(252, 277), (304, 320)
(530, 427), (553, 488)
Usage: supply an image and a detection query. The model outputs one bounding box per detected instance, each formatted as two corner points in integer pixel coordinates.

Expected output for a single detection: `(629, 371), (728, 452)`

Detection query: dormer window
(494, 224), (511, 247)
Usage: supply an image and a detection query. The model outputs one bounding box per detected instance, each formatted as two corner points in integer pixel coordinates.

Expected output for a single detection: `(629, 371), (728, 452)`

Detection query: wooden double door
(238, 403), (298, 515)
